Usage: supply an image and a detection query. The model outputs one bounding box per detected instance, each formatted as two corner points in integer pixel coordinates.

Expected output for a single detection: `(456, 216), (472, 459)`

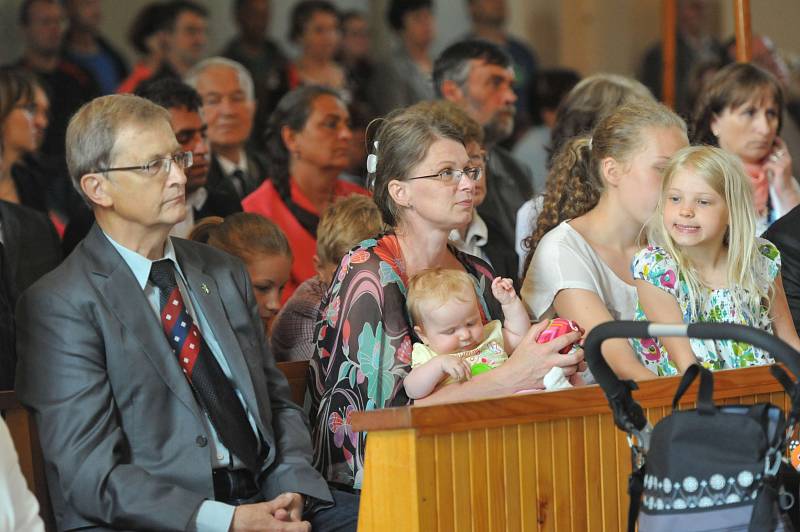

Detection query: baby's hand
(491, 277), (518, 305)
(439, 355), (471, 382)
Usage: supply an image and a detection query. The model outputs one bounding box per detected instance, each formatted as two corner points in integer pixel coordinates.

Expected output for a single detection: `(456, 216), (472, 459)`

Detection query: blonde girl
(522, 101), (688, 381)
(632, 146), (800, 375)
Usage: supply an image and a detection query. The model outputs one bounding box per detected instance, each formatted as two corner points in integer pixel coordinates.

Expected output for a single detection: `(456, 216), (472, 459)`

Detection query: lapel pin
(200, 283), (210, 294)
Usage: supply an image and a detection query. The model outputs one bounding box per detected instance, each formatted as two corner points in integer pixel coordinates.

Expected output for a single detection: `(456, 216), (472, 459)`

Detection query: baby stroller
(585, 321), (800, 532)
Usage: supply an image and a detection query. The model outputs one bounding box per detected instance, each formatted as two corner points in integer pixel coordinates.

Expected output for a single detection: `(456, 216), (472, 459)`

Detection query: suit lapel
(83, 226), (204, 422)
(176, 245), (269, 438)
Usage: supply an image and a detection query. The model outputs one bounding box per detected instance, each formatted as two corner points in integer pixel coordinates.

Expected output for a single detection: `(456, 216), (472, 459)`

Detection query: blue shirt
(105, 234), (258, 532)
(69, 48), (120, 95)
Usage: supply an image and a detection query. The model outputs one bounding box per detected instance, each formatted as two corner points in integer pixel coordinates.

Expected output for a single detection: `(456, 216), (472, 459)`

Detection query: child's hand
(491, 277), (518, 305)
(439, 355), (471, 382)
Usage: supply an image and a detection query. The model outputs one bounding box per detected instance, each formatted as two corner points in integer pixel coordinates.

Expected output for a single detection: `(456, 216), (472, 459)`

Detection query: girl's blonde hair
(406, 268), (477, 326)
(523, 101), (687, 271)
(648, 145), (767, 320)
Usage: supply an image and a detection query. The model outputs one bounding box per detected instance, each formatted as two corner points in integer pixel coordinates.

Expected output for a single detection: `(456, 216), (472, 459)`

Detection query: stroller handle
(584, 321), (800, 433)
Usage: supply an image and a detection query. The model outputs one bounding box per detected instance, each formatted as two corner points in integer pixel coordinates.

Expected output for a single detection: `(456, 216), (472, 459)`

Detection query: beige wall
(507, 0), (799, 77)
(1, 0), (798, 80)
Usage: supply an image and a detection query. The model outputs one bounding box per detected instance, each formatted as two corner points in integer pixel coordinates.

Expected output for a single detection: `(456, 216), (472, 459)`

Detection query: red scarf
(742, 160), (770, 217)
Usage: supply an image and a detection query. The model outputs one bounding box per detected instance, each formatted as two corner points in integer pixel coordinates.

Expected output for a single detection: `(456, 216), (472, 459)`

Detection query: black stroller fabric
(584, 322), (800, 532)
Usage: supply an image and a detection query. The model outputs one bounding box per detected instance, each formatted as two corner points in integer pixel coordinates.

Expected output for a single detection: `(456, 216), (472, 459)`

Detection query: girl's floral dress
(306, 234), (501, 490)
(631, 239), (781, 376)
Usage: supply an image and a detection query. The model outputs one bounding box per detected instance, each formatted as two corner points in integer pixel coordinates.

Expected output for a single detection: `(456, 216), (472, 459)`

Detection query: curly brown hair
(522, 137), (598, 274)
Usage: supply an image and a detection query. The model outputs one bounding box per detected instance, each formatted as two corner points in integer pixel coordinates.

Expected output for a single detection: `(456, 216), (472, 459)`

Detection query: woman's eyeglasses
(407, 166), (483, 185)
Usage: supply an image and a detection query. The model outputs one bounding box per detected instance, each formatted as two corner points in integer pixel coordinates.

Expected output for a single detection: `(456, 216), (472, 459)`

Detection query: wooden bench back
(0, 390), (55, 531)
(277, 360), (310, 406)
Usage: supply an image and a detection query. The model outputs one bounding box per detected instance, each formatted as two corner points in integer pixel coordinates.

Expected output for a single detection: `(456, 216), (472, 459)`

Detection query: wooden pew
(0, 390), (55, 531)
(352, 365), (789, 531)
(277, 360), (309, 406)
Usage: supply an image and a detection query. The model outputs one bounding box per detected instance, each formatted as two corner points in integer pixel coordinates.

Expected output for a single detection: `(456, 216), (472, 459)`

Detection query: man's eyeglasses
(407, 166), (483, 185)
(98, 151), (193, 178)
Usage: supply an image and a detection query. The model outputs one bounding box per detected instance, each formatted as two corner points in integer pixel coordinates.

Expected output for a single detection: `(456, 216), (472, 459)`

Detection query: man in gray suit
(15, 94), (355, 531)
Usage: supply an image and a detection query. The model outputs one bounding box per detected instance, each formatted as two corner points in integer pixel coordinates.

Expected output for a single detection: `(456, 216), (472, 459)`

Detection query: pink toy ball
(535, 318), (582, 354)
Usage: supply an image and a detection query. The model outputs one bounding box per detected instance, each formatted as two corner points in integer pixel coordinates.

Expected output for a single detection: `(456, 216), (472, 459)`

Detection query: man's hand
(230, 493), (310, 532)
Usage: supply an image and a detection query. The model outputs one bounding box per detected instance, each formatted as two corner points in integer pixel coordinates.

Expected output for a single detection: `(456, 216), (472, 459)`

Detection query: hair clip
(366, 141), (379, 174)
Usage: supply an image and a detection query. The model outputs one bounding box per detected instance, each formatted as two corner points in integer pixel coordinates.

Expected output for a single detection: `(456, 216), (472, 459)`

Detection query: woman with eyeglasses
(0, 67), (50, 212)
(242, 85), (368, 301)
(307, 101), (584, 499)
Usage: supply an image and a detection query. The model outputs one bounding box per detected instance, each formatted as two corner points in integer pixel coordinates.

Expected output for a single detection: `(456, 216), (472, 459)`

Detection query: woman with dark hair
(0, 67), (51, 213)
(691, 62), (800, 233)
(242, 85), (368, 300)
(307, 101), (584, 496)
(287, 1), (346, 91)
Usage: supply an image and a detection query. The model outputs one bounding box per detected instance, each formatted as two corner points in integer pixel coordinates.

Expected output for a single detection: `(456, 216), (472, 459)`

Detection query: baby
(403, 268), (533, 400)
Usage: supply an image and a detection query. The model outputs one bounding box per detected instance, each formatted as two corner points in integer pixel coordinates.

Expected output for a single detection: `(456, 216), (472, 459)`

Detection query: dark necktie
(230, 169), (246, 199)
(149, 259), (262, 473)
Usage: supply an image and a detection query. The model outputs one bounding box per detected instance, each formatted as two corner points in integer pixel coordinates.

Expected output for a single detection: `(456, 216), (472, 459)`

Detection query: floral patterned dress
(630, 240), (781, 376)
(306, 234), (501, 490)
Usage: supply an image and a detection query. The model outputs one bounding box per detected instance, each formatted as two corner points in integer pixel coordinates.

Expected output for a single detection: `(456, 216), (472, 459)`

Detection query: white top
(515, 195), (544, 277)
(448, 212), (491, 265)
(0, 417), (45, 532)
(521, 221), (637, 321)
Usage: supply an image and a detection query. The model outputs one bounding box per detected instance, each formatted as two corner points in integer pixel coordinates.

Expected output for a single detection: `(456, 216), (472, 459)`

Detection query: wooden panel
(518, 423), (537, 530)
(469, 429), (490, 532)
(433, 434), (454, 532)
(0, 391), (55, 531)
(276, 360), (309, 406)
(486, 427), (506, 532)
(356, 366), (794, 532)
(451, 431), (471, 532)
(358, 429), (420, 532)
(502, 426), (522, 532)
(352, 365), (784, 434)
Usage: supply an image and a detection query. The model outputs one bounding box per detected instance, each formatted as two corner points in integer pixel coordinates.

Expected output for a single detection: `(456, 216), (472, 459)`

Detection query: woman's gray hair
(185, 56), (255, 102)
(371, 102), (465, 227)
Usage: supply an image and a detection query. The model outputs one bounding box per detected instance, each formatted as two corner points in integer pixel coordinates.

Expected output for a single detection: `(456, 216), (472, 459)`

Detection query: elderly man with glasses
(14, 94), (347, 532)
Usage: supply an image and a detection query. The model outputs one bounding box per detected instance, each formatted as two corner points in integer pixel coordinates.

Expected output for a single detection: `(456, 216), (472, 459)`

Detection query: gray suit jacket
(15, 224), (330, 531)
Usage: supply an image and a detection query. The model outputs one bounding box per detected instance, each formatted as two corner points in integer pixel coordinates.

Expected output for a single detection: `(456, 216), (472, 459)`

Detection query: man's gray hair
(66, 94), (171, 203)
(184, 56), (255, 101)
